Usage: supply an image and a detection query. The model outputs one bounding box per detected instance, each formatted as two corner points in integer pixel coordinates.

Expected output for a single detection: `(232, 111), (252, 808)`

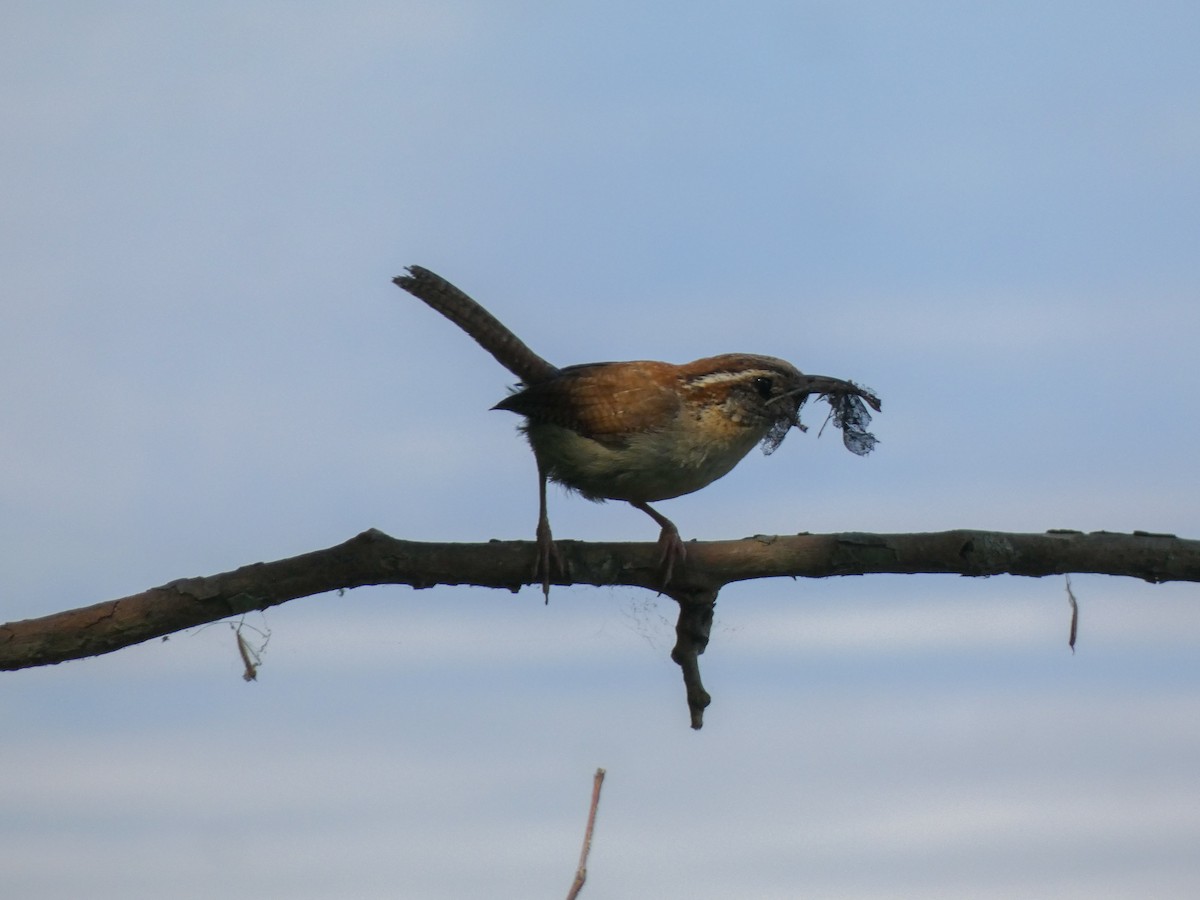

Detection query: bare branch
(2, 528), (1197, 673)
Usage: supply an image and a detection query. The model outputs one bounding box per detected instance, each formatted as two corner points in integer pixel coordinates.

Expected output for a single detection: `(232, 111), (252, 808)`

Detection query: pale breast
(523, 406), (768, 503)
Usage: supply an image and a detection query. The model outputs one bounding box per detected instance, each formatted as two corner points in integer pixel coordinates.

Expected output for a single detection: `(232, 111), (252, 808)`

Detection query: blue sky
(3, 3), (1199, 897)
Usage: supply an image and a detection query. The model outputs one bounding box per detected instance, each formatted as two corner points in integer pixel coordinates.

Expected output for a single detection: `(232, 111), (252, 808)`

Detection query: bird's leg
(629, 500), (686, 588)
(534, 465), (565, 603)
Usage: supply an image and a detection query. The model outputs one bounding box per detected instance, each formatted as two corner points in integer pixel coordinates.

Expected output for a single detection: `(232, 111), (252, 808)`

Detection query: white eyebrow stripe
(685, 369), (776, 389)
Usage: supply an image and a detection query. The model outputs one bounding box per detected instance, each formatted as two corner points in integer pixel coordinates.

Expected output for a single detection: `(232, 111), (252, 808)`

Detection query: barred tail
(393, 266), (559, 384)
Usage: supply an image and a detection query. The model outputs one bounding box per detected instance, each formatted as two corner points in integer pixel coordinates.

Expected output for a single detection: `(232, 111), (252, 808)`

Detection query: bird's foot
(655, 523), (687, 590)
(535, 516), (566, 604)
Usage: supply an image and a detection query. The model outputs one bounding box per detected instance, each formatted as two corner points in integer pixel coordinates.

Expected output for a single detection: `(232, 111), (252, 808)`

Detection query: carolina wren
(394, 266), (880, 599)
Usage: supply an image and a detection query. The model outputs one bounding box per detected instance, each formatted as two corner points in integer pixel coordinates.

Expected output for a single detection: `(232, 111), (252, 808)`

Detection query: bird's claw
(655, 525), (687, 591)
(535, 518), (566, 604)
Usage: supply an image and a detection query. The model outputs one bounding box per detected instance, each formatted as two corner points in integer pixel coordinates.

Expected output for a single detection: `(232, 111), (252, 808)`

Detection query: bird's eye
(752, 376), (773, 399)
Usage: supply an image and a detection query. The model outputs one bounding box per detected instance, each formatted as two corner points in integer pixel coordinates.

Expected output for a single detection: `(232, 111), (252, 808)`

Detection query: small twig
(231, 618), (270, 681)
(1065, 575), (1079, 653)
(565, 768), (606, 900)
(235, 628), (259, 681)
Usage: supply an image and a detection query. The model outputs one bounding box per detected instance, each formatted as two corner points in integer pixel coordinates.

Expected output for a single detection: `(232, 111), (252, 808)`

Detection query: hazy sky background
(3, 3), (1199, 898)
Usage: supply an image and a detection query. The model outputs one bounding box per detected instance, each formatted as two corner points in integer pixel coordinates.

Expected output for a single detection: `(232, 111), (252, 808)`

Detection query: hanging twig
(668, 587), (717, 729)
(1065, 575), (1079, 653)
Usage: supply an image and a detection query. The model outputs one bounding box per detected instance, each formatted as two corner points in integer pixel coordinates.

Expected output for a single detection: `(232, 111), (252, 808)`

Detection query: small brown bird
(394, 266), (880, 599)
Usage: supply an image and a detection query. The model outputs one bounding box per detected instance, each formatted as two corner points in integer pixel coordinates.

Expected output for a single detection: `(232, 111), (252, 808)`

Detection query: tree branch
(3, 528), (1196, 675)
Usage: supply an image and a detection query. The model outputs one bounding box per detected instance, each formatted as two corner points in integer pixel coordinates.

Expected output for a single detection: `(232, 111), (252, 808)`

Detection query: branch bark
(3, 528), (1196, 674)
